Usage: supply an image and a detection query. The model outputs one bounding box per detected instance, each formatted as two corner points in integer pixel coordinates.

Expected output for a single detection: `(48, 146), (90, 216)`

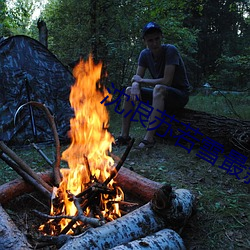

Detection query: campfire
(39, 55), (127, 236)
(0, 55), (196, 249)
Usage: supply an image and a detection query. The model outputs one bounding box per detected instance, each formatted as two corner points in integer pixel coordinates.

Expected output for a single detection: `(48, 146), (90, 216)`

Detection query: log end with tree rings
(151, 184), (196, 230)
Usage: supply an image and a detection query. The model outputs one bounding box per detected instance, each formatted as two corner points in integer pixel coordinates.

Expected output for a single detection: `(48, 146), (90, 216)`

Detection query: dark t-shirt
(138, 44), (190, 91)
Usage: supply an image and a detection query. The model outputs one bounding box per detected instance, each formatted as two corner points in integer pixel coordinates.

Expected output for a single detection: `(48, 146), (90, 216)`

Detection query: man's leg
(139, 85), (166, 146)
(120, 87), (135, 139)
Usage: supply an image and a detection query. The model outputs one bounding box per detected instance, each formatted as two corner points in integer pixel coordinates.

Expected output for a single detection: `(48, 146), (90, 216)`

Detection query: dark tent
(0, 35), (74, 145)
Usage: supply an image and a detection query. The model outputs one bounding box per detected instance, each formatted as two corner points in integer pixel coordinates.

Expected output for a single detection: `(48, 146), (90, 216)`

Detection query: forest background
(1, 0), (250, 92)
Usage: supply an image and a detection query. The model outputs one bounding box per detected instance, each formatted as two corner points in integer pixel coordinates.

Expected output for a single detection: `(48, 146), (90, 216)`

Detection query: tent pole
(24, 78), (38, 142)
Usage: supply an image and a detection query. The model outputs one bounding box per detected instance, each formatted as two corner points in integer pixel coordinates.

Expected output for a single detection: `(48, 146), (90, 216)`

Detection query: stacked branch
(34, 139), (136, 236)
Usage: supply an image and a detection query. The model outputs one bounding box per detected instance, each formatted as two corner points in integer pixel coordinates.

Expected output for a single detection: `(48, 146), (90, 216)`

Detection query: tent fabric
(0, 35), (75, 144)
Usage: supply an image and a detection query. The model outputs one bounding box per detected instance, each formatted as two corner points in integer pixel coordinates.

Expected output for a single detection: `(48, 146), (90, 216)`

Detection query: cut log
(0, 204), (32, 249)
(110, 228), (186, 250)
(0, 167), (160, 205)
(151, 186), (196, 231)
(156, 108), (250, 155)
(59, 186), (195, 250)
(59, 202), (165, 250)
(0, 171), (53, 205)
(114, 166), (162, 202)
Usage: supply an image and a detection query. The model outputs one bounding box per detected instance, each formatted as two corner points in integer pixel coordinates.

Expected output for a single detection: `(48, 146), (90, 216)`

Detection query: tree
(42, 0), (198, 90)
(0, 0), (12, 36)
(185, 0), (250, 88)
(5, 0), (35, 35)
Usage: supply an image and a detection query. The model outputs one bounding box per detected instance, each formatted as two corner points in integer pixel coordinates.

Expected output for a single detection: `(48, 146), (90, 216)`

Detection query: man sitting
(116, 22), (191, 148)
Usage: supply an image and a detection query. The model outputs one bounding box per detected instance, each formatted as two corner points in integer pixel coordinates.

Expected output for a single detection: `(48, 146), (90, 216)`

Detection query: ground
(0, 94), (250, 249)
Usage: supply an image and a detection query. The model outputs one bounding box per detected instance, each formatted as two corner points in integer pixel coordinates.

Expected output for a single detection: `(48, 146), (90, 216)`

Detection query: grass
(0, 94), (250, 249)
(186, 93), (250, 120)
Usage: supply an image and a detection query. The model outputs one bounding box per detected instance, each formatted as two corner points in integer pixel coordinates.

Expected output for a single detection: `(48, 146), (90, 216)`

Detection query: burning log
(110, 228), (186, 250)
(59, 185), (195, 250)
(0, 204), (32, 249)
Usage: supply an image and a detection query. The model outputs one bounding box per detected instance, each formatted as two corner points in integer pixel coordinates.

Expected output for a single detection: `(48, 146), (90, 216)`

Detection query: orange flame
(43, 55), (123, 234)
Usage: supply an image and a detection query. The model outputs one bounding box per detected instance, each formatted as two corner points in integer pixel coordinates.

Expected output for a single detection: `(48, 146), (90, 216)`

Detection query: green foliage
(2, 0), (250, 91)
(208, 55), (250, 89)
(41, 0), (198, 89)
(0, 0), (12, 36)
(5, 0), (35, 35)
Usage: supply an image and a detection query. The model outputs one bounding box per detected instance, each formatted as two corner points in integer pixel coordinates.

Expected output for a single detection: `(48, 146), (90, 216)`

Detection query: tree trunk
(37, 19), (48, 47)
(156, 108), (250, 155)
(0, 204), (32, 249)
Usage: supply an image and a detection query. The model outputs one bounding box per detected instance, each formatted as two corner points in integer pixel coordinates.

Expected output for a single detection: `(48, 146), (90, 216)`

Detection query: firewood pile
(0, 139), (196, 250)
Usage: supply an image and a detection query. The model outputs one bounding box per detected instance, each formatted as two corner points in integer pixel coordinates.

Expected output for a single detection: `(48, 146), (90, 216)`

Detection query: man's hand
(131, 74), (142, 83)
(130, 82), (141, 102)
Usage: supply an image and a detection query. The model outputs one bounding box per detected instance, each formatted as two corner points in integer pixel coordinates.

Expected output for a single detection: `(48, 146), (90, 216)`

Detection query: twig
(103, 138), (135, 186)
(59, 192), (104, 235)
(33, 209), (74, 220)
(72, 194), (105, 227)
(83, 155), (92, 180)
(75, 183), (116, 199)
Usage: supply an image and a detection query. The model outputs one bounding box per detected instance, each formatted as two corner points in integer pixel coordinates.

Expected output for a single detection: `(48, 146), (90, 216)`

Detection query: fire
(40, 55), (124, 235)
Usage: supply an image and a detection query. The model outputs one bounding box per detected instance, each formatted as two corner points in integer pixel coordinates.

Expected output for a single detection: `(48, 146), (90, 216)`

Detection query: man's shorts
(140, 87), (189, 112)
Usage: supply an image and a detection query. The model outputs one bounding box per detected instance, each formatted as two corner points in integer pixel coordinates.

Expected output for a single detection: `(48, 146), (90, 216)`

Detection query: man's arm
(130, 66), (146, 101)
(133, 64), (176, 87)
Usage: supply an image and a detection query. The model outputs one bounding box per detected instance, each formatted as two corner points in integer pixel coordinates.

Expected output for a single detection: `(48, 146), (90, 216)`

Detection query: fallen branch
(32, 142), (53, 167)
(156, 108), (250, 155)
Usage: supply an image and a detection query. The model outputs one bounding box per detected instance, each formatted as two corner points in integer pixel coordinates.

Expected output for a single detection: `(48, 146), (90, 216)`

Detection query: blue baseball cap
(142, 22), (162, 38)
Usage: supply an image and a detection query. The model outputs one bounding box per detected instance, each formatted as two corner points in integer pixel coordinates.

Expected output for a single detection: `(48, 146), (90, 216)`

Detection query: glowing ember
(40, 55), (124, 235)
